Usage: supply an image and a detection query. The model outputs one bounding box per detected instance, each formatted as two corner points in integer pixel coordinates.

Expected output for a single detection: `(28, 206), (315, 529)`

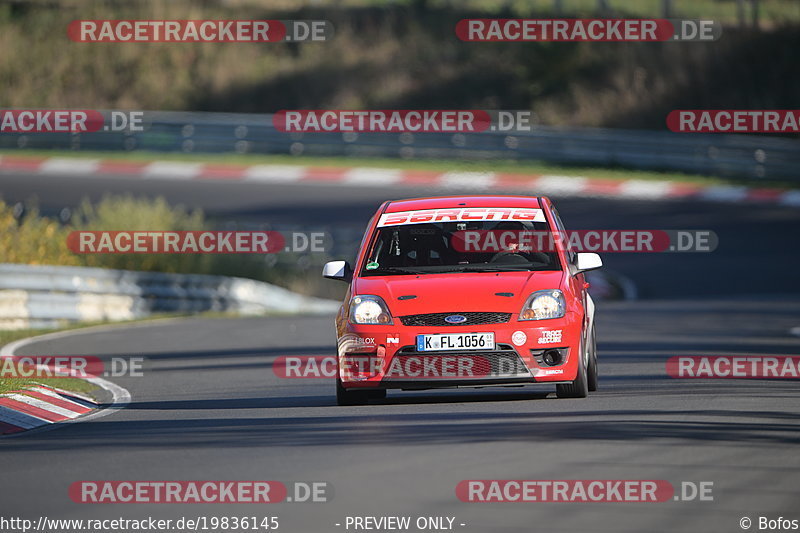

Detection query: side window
(550, 206), (576, 265)
(357, 214), (377, 266)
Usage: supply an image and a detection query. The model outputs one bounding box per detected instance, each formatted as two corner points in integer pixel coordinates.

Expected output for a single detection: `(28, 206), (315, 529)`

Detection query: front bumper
(336, 314), (582, 390)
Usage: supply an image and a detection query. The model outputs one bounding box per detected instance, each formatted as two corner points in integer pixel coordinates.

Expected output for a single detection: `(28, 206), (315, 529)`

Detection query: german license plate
(416, 332), (495, 351)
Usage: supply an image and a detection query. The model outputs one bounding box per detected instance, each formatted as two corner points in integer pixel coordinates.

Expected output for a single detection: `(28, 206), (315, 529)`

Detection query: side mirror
(575, 252), (602, 273)
(322, 260), (352, 282)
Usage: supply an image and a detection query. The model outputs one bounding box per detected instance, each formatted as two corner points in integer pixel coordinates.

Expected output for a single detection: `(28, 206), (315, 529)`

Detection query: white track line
(32, 386), (96, 409)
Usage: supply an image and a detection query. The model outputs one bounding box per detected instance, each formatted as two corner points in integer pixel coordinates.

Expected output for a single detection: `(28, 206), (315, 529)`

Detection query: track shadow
(3, 406), (799, 452)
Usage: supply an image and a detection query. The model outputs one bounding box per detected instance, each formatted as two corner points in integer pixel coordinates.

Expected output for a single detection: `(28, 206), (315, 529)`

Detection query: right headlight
(519, 290), (565, 321)
(349, 295), (393, 325)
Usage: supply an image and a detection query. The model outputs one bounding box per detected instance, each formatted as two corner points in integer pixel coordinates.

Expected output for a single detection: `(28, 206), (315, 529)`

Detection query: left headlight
(519, 290), (565, 321)
(349, 295), (393, 325)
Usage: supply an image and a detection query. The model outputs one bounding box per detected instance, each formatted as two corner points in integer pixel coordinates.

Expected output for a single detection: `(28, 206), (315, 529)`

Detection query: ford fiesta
(322, 195), (602, 405)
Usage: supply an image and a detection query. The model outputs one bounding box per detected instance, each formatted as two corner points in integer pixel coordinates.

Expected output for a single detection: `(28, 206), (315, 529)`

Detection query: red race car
(322, 195), (602, 405)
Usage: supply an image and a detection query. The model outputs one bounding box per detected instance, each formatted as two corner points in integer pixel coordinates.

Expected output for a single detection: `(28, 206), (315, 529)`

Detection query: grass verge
(0, 320), (133, 396)
(0, 376), (98, 397)
(0, 312), (234, 396)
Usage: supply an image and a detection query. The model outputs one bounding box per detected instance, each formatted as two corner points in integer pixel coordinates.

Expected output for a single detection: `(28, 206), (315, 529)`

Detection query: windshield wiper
(365, 264), (547, 275)
(364, 266), (430, 275)
(430, 264), (542, 273)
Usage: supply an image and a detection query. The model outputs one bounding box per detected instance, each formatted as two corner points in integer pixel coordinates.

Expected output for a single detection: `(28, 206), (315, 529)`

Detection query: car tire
(336, 377), (371, 406)
(556, 339), (589, 399)
(587, 325), (598, 392)
(367, 389), (387, 400)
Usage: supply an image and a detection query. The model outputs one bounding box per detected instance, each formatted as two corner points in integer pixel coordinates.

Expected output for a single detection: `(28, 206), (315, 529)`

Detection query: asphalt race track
(1, 170), (799, 533)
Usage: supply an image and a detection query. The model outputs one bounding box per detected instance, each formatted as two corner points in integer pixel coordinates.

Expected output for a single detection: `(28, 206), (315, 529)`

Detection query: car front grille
(399, 312), (512, 327)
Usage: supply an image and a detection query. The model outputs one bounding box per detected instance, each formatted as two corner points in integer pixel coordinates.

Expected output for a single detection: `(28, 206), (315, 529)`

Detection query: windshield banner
(378, 207), (546, 227)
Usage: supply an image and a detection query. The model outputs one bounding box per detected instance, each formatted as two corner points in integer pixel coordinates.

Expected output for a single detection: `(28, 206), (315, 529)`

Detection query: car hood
(353, 271), (565, 315)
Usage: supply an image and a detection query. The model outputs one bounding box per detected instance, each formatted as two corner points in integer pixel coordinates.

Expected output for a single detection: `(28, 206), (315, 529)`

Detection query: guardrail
(1, 111), (797, 182)
(0, 263), (339, 330)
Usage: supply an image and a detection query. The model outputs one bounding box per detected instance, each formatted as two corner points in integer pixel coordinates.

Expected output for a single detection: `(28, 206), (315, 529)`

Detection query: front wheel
(367, 389), (387, 400)
(336, 378), (371, 406)
(556, 339), (589, 399)
(587, 325), (598, 392)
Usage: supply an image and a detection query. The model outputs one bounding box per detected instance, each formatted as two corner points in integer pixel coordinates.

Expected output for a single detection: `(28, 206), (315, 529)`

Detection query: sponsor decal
(538, 330), (563, 345)
(338, 333), (383, 356)
(386, 335), (400, 344)
(378, 208), (545, 227)
(542, 368), (564, 376)
(511, 331), (527, 347)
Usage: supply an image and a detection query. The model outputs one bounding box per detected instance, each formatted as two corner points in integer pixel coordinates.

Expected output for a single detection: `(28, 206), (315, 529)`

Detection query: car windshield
(360, 219), (561, 276)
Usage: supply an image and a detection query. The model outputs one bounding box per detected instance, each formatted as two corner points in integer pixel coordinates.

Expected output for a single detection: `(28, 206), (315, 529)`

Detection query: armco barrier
(0, 111), (797, 181)
(0, 263), (339, 330)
